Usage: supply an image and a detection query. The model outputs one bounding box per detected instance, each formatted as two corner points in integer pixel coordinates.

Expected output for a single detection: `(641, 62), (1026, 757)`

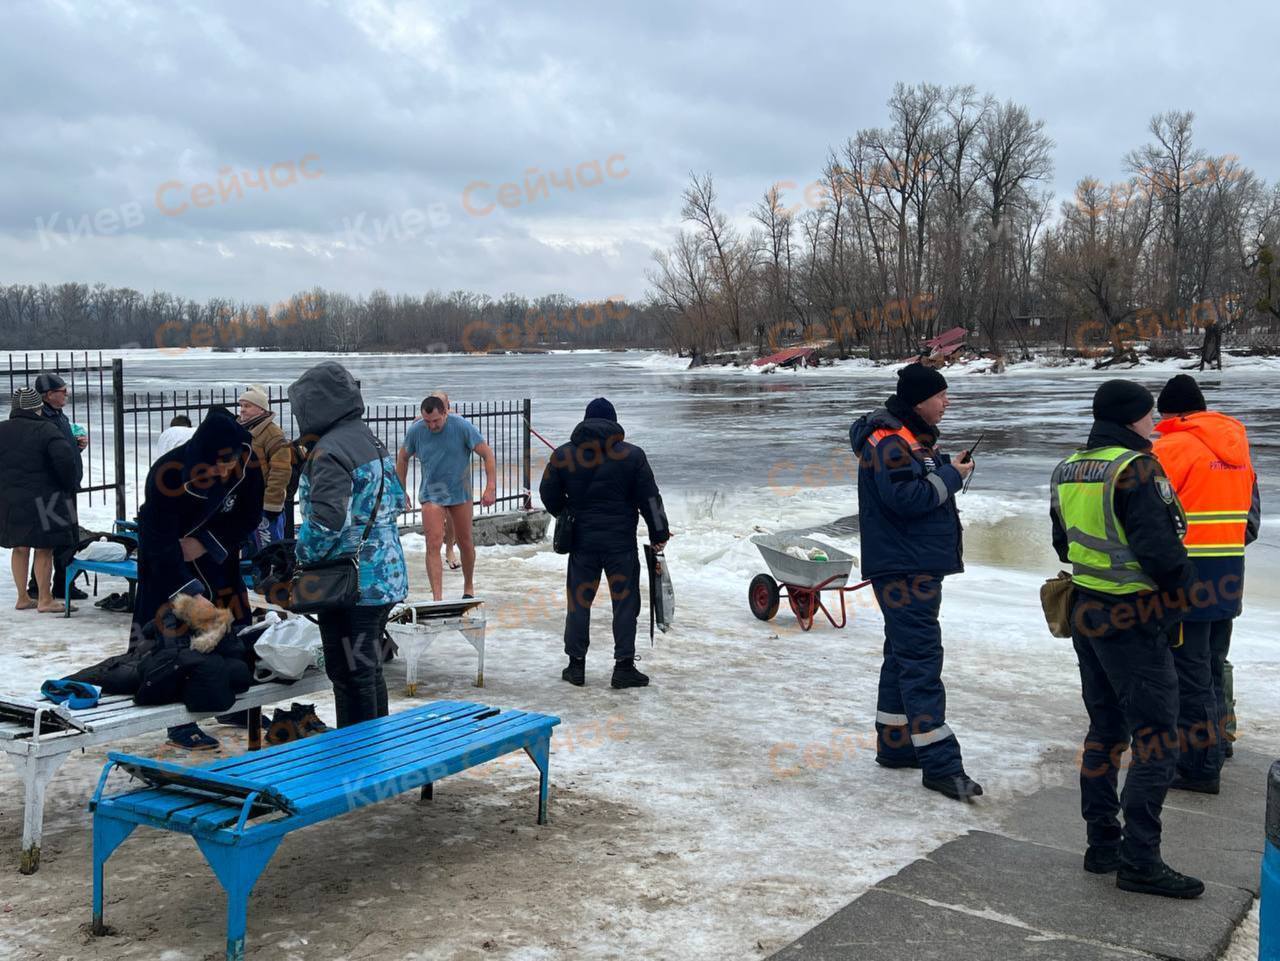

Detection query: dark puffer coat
(539, 418), (669, 552)
(130, 407), (264, 650)
(0, 408), (82, 549)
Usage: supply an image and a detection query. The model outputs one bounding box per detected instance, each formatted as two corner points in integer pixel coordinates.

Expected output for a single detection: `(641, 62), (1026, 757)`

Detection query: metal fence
(2, 354), (534, 531)
(116, 382), (533, 526)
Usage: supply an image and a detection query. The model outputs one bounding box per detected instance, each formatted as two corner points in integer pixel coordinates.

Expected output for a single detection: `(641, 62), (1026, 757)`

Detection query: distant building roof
(753, 346), (817, 368)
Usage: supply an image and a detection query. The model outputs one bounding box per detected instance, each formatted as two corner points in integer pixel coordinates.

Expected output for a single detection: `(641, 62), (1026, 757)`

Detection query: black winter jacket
(0, 408), (82, 549)
(539, 418), (670, 553)
(1051, 420), (1196, 636)
(130, 407), (264, 649)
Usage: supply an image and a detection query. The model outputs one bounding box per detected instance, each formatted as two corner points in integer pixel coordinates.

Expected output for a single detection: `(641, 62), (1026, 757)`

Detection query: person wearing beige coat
(238, 385), (293, 545)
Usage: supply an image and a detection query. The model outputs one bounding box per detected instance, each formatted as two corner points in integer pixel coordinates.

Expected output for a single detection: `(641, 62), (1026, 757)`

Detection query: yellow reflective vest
(1050, 446), (1186, 596)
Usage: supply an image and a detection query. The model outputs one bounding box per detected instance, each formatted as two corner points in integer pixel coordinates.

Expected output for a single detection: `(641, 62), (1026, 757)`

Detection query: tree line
(8, 82), (1280, 364)
(0, 284), (662, 353)
(648, 83), (1280, 361)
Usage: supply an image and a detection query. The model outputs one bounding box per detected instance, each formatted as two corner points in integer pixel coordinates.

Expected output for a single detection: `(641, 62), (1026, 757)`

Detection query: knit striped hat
(12, 387), (42, 411)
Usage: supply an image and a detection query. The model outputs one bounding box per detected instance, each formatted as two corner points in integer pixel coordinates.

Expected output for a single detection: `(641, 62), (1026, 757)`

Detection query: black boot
(922, 772), (984, 801)
(875, 755), (922, 770)
(1116, 862), (1204, 899)
(1170, 775), (1220, 795)
(561, 657), (585, 687)
(611, 658), (649, 689)
(1083, 845), (1122, 874)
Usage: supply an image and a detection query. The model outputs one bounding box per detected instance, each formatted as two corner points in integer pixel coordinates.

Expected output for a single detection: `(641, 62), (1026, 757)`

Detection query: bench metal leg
(472, 629), (486, 688)
(7, 750), (69, 874)
(195, 836), (282, 961)
(524, 734), (551, 825)
(91, 812), (136, 933)
(419, 783), (434, 803)
(247, 707), (262, 751)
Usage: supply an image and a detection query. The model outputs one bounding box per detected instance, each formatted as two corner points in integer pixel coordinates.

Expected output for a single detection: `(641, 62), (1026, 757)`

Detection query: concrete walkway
(770, 749), (1269, 961)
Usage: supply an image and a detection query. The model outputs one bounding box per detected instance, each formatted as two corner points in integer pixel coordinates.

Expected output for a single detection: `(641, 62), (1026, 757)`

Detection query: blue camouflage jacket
(290, 363), (408, 607)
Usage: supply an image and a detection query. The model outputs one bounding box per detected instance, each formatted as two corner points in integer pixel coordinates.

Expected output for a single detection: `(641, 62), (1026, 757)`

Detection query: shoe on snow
(1116, 861), (1204, 899)
(1084, 845), (1122, 874)
(1170, 775), (1220, 795)
(611, 658), (649, 689)
(561, 657), (585, 687)
(922, 772), (984, 801)
(876, 755), (922, 770)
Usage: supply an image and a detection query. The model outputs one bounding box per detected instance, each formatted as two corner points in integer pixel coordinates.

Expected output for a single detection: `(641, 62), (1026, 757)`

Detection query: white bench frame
(1, 672), (330, 874)
(386, 608), (487, 693)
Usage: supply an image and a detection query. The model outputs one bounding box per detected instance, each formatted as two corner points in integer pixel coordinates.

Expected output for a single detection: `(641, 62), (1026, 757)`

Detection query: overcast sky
(2, 0), (1276, 306)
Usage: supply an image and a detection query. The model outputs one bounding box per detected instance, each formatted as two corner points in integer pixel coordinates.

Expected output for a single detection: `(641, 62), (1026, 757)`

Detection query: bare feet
(15, 598), (36, 611)
(38, 603), (71, 613)
(446, 553), (461, 570)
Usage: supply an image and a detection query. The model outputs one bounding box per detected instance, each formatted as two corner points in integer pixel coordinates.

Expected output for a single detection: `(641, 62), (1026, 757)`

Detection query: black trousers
(1072, 620), (1179, 868)
(319, 603), (392, 728)
(1172, 621), (1225, 782)
(1204, 619), (1235, 744)
(563, 547), (641, 661)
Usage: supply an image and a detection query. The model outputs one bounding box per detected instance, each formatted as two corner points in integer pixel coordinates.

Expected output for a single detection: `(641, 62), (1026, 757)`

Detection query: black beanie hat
(895, 363), (948, 408)
(1092, 379), (1154, 425)
(1156, 374), (1207, 415)
(584, 397), (617, 422)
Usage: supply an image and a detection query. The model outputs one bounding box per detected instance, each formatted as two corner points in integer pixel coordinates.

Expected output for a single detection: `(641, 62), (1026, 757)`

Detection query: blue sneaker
(166, 723), (220, 751)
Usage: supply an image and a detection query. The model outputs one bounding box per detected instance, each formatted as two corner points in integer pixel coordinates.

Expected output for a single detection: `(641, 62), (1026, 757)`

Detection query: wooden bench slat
(109, 704), (493, 825)
(124, 709), (545, 832)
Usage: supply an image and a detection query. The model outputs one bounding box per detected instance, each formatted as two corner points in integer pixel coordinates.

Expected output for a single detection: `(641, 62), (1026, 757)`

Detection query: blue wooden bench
(89, 700), (560, 961)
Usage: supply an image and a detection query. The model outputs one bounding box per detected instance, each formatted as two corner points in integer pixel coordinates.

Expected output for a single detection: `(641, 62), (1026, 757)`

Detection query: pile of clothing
(67, 594), (252, 713)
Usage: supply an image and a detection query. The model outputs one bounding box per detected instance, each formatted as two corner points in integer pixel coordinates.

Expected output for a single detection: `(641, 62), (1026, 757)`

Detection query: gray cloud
(2, 0), (1276, 304)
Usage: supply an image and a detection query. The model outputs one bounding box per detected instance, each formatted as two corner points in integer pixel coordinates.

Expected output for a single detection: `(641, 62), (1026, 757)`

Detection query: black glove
(263, 509), (282, 522)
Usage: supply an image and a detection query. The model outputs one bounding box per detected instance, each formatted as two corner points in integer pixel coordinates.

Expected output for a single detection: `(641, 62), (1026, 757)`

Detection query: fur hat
(173, 593), (233, 653)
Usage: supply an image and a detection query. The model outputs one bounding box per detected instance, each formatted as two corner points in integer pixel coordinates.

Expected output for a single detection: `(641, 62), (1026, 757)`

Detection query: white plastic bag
(252, 612), (324, 682)
(76, 538), (127, 562)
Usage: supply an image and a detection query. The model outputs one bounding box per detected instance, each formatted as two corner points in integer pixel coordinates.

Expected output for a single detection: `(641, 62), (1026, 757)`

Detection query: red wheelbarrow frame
(750, 572), (873, 631)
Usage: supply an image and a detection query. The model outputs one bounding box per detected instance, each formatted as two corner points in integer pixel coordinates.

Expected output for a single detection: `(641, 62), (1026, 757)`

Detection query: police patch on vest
(1155, 476), (1174, 504)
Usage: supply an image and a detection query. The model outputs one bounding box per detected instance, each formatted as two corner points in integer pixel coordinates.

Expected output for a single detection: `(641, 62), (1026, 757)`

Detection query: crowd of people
(0, 360), (667, 750)
(855, 362), (1258, 900)
(0, 357), (1261, 904)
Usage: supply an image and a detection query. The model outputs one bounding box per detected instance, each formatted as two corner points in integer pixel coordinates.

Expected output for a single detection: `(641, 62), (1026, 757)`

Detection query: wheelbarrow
(748, 534), (871, 631)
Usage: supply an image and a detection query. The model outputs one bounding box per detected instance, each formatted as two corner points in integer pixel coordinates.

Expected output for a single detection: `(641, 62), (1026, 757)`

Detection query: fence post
(112, 359), (127, 522)
(522, 399), (532, 510)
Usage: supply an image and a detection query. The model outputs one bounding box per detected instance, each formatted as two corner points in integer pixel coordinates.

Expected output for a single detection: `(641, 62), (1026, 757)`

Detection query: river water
(106, 348), (1280, 602)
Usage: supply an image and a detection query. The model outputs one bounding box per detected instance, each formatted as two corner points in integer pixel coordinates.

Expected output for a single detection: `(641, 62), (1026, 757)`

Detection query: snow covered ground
(0, 479), (1277, 960)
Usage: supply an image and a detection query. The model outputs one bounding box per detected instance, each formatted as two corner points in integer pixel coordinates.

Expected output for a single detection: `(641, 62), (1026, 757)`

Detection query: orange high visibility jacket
(1152, 411), (1258, 559)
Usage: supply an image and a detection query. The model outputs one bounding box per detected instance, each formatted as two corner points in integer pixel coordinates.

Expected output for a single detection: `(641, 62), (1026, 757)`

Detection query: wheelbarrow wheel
(788, 590), (816, 625)
(748, 574), (780, 621)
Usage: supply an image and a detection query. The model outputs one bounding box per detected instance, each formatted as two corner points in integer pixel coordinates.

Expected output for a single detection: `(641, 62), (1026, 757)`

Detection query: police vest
(1050, 446), (1185, 595)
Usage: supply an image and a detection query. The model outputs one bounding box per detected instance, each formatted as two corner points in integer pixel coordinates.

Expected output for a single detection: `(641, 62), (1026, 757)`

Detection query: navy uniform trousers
(873, 575), (965, 778)
(1072, 599), (1180, 868)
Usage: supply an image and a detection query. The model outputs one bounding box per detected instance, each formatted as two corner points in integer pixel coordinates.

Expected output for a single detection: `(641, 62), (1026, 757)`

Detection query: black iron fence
(117, 384), (533, 525)
(2, 353), (534, 530)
